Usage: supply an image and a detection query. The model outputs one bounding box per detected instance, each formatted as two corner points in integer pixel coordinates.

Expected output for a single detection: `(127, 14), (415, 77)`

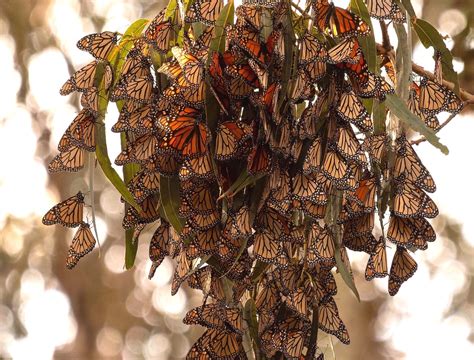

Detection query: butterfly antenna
(89, 152), (101, 257)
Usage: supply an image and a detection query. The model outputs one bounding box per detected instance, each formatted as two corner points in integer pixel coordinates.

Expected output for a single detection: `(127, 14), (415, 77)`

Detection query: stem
(305, 304), (319, 360)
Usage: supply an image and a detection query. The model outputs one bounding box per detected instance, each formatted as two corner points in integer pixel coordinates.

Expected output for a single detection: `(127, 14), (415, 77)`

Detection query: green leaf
(373, 100), (386, 134)
(400, 0), (416, 17)
(95, 127), (142, 211)
(210, 1), (234, 53)
(124, 228), (138, 269)
(413, 19), (459, 92)
(218, 170), (266, 201)
(110, 19), (149, 84)
(394, 23), (411, 101)
(385, 93), (449, 154)
(350, 0), (377, 73)
(165, 0), (178, 20)
(120, 133), (141, 269)
(334, 249), (360, 302)
(160, 176), (185, 232)
(243, 299), (262, 359)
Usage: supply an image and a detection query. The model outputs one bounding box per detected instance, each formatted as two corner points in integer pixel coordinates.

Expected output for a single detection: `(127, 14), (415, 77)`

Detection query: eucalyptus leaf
(413, 19), (459, 92)
(385, 94), (448, 154)
(160, 176), (185, 232)
(210, 1), (234, 53)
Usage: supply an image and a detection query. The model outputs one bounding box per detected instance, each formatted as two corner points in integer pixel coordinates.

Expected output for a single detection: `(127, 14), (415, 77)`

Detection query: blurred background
(0, 0), (473, 358)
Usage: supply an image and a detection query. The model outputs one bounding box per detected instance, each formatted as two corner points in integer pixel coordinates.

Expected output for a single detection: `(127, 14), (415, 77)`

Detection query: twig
(379, 20), (391, 51)
(376, 43), (474, 103)
(410, 110), (461, 145)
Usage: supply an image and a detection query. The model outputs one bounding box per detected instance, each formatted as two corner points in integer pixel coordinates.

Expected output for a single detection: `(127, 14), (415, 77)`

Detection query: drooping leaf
(160, 176), (185, 232)
(334, 248), (360, 302)
(413, 18), (459, 93)
(210, 1), (234, 53)
(394, 23), (411, 101)
(400, 0), (416, 18)
(350, 0), (376, 73)
(385, 93), (449, 154)
(165, 0), (178, 21)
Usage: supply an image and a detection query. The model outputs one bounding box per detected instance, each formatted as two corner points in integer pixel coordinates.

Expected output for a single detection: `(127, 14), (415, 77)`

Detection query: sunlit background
(0, 0), (473, 358)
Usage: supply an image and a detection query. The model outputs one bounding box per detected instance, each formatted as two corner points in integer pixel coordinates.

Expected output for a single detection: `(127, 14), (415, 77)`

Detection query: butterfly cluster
(43, 0), (465, 358)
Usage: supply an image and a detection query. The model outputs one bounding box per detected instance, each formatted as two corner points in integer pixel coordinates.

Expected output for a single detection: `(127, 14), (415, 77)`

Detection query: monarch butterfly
(187, 225), (220, 257)
(313, 0), (370, 39)
(387, 215), (436, 250)
(318, 297), (350, 344)
(284, 288), (308, 319)
(66, 222), (97, 269)
(336, 88), (373, 132)
(179, 153), (214, 181)
(160, 107), (211, 159)
(227, 24), (266, 65)
(112, 103), (155, 135)
(247, 143), (273, 175)
(115, 133), (160, 166)
(171, 247), (192, 295)
(144, 10), (173, 53)
(366, 0), (406, 23)
(147, 221), (171, 279)
(225, 63), (260, 88)
(80, 86), (101, 115)
(122, 195), (161, 229)
(229, 205), (253, 239)
(308, 223), (336, 268)
(347, 176), (377, 212)
(120, 51), (152, 81)
(128, 163), (161, 203)
(327, 38), (361, 65)
(365, 240), (388, 280)
(157, 60), (189, 88)
(235, 4), (263, 29)
(188, 329), (243, 359)
(298, 32), (328, 65)
(291, 172), (323, 203)
(418, 77), (464, 116)
(388, 246), (418, 296)
(341, 213), (374, 241)
(215, 121), (252, 160)
(312, 266), (338, 303)
(184, 303), (243, 334)
(42, 191), (85, 227)
(60, 61), (112, 95)
(343, 231), (377, 253)
(163, 81), (207, 108)
(77, 31), (118, 60)
(255, 276), (280, 312)
(393, 175), (438, 218)
(182, 183), (217, 215)
(267, 316), (308, 358)
(362, 133), (388, 164)
(187, 266), (225, 300)
(185, 0), (223, 26)
(110, 75), (154, 103)
(334, 122), (361, 160)
(184, 303), (226, 329)
(48, 145), (85, 173)
(291, 70), (316, 103)
(336, 47), (369, 78)
(171, 46), (206, 87)
(408, 83), (441, 131)
(321, 144), (350, 187)
(253, 229), (289, 267)
(58, 109), (96, 152)
(350, 71), (394, 100)
(187, 210), (220, 231)
(394, 135), (436, 193)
